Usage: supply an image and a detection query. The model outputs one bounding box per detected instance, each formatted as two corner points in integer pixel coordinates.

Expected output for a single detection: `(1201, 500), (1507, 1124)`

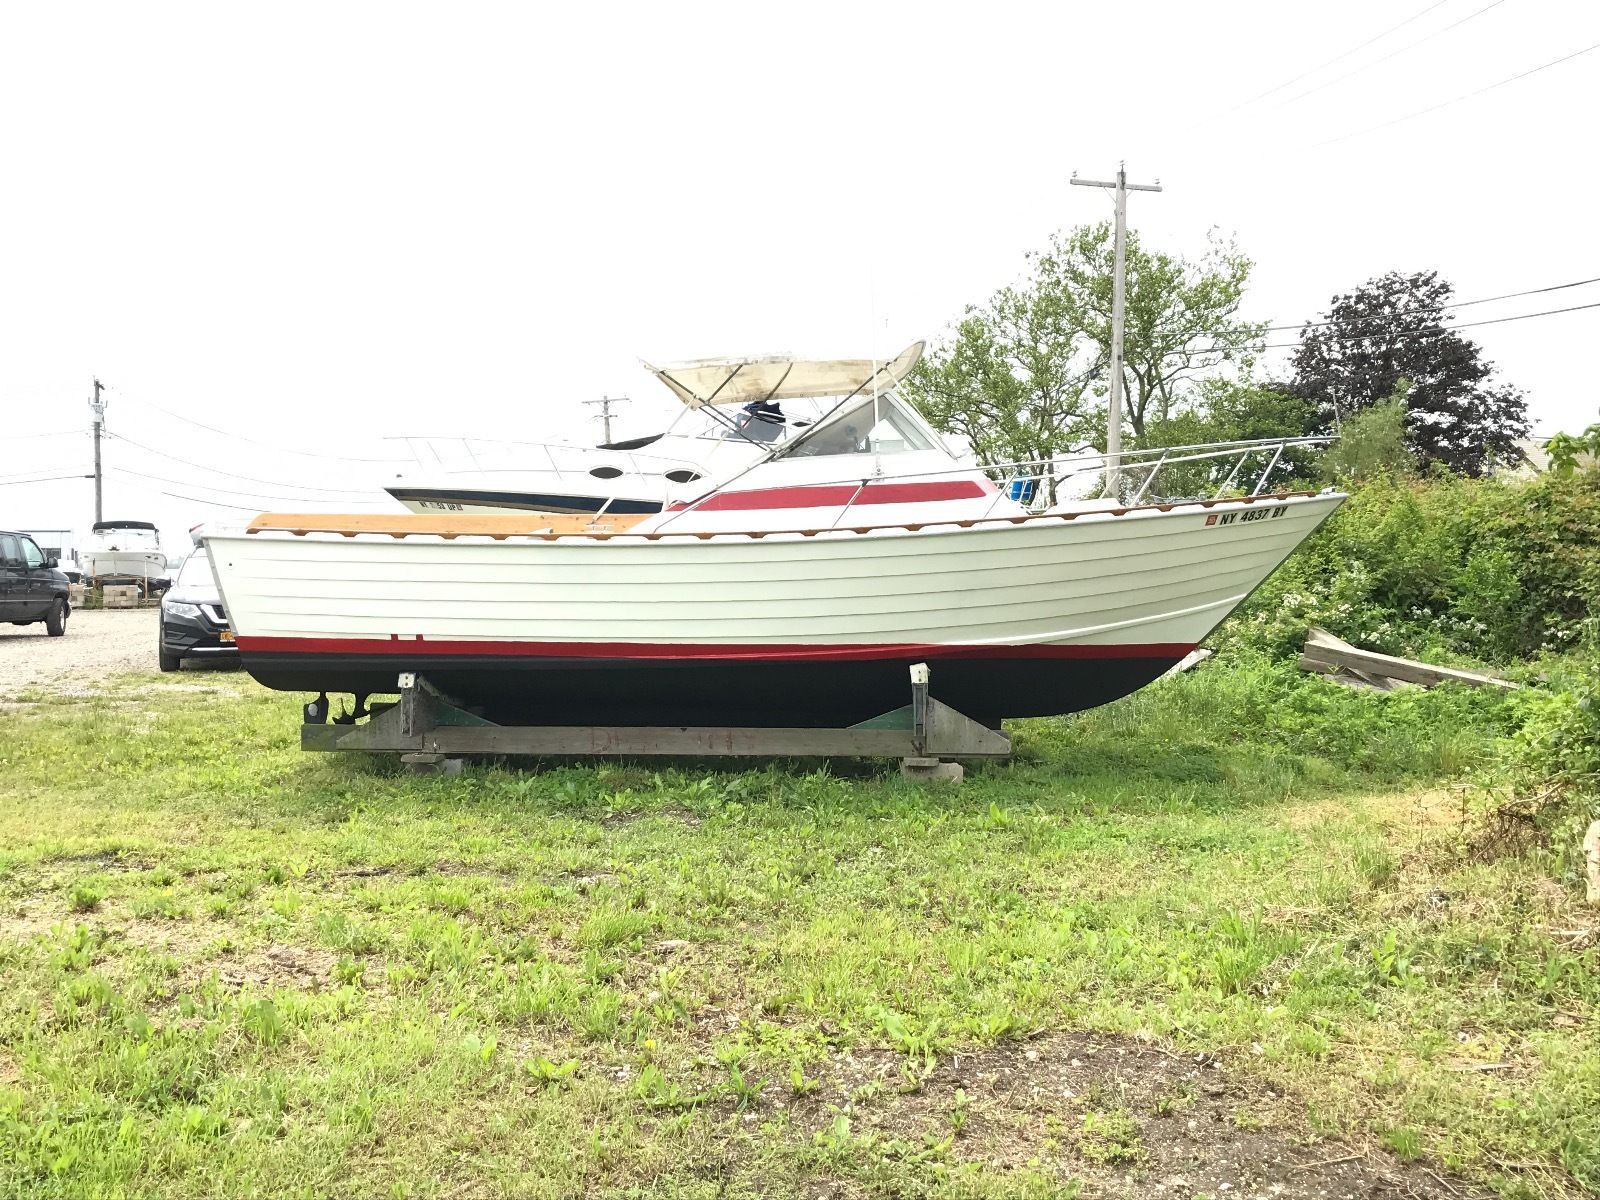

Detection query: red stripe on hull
(236, 636), (1193, 663)
(666, 480), (991, 512)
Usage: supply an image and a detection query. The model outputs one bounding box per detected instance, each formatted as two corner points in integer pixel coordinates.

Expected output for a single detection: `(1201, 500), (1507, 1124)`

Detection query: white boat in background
(79, 520), (168, 587)
(383, 343), (929, 518)
(201, 434), (1341, 729)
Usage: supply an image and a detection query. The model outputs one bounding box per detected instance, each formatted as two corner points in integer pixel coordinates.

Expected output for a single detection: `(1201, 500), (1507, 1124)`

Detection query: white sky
(3, 0), (1598, 555)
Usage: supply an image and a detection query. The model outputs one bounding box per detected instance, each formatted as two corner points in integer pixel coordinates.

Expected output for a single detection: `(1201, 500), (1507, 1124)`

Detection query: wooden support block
(102, 585), (140, 609)
(401, 752), (463, 777)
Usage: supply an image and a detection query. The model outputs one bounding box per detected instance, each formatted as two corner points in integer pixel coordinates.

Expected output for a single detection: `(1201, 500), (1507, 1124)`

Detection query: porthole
(588, 465), (624, 480)
(664, 469), (703, 484)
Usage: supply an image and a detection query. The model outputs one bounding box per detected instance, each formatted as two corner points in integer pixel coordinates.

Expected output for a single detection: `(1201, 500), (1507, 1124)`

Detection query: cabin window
(868, 398), (937, 453)
(588, 465), (624, 480)
(664, 469), (703, 484)
(786, 394), (935, 458)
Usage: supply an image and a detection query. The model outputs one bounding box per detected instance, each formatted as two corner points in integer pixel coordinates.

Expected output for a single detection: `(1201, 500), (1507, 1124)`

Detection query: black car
(1, 530), (70, 635)
(158, 548), (237, 671)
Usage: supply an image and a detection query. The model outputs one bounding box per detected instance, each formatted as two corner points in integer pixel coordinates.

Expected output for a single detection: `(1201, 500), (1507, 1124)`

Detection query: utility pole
(1070, 163), (1161, 494)
(89, 378), (106, 524)
(583, 395), (629, 444)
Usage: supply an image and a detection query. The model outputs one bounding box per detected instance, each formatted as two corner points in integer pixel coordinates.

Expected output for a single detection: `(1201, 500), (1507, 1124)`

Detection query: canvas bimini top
(645, 341), (924, 409)
(91, 520), (158, 533)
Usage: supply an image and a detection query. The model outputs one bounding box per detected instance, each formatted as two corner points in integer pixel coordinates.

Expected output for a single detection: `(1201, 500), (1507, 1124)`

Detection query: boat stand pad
(300, 666), (1011, 767)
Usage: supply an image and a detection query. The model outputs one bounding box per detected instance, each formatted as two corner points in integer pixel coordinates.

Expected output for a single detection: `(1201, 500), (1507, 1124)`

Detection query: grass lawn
(0, 665), (1595, 1199)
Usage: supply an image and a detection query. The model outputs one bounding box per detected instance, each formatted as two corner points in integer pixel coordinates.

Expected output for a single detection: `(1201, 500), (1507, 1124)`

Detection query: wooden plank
(417, 726), (922, 757)
(247, 512), (649, 538)
(307, 721), (1009, 759)
(1160, 647), (1212, 679)
(1302, 627), (1517, 690)
(1297, 657), (1412, 691)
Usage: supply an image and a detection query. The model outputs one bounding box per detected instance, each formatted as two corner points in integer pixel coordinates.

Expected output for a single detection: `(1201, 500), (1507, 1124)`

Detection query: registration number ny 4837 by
(1205, 505), (1286, 527)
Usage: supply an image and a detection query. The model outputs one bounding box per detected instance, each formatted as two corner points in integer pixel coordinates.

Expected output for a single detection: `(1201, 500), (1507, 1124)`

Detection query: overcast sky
(3, 0), (1598, 554)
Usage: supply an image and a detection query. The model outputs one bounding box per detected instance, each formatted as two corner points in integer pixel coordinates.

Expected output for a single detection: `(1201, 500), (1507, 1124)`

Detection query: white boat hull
(80, 550), (167, 581)
(203, 492), (1343, 725)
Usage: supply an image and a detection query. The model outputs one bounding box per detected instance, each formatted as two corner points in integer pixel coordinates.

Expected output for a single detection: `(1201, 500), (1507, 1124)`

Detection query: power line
(1181, 298), (1600, 357)
(1224, 0), (1455, 111)
(105, 464), (388, 506)
(0, 474), (92, 487)
(148, 490), (306, 514)
(119, 393), (412, 463)
(103, 432), (380, 495)
(144, 487), (385, 514)
(1316, 38), (1600, 146)
(1277, 0), (1510, 109)
(1251, 274), (1600, 335)
(0, 463), (83, 482)
(0, 429), (83, 441)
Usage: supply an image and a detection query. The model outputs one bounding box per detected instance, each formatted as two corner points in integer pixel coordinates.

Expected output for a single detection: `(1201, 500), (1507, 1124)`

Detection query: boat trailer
(300, 664), (1010, 781)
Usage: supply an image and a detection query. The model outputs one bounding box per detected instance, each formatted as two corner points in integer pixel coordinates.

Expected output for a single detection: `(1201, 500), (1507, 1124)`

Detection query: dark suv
(158, 547), (237, 671)
(1, 530), (71, 635)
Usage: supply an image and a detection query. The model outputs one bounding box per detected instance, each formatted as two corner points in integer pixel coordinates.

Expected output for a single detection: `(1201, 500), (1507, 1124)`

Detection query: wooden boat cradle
(302, 666), (1011, 778)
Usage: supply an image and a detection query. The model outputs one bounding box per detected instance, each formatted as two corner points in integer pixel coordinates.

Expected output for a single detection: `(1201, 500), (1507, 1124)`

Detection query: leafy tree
(905, 223), (1268, 490)
(1290, 270), (1529, 476)
(1319, 384), (1415, 484)
(1133, 380), (1318, 497)
(1044, 224), (1266, 441)
(903, 264), (1100, 493)
(1198, 378), (1314, 445)
(1546, 422), (1600, 477)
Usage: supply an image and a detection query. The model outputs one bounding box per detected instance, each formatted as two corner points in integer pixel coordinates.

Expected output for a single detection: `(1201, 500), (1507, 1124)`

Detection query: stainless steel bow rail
(653, 435), (1333, 531)
(299, 664), (1010, 782)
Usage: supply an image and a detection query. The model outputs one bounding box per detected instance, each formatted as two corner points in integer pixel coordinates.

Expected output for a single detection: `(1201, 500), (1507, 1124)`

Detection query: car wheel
(158, 639), (181, 672)
(45, 599), (67, 637)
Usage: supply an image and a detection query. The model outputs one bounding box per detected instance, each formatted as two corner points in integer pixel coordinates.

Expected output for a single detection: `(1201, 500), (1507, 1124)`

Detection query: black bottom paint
(242, 651), (1185, 728)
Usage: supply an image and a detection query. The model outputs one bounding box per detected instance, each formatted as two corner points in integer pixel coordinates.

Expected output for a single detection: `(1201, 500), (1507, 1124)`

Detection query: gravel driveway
(0, 608), (164, 696)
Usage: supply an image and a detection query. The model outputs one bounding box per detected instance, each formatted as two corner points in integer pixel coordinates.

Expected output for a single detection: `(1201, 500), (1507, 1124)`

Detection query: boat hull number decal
(1206, 506), (1286, 527)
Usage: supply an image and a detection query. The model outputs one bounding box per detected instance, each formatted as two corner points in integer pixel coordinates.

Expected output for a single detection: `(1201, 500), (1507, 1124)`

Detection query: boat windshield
(781, 393), (937, 458)
(177, 551), (213, 590)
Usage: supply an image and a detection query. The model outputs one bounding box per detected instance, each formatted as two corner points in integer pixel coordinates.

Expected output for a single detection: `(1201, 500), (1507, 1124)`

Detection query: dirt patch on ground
(0, 898), (342, 999)
(602, 806), (703, 829)
(180, 943), (340, 994)
(0, 608), (162, 697)
(429, 860), (515, 880)
(562, 869), (619, 892)
(778, 1032), (1483, 1199)
(1362, 788), (1466, 830)
(1285, 790), (1465, 835)
(333, 865), (398, 880)
(0, 898), (223, 958)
